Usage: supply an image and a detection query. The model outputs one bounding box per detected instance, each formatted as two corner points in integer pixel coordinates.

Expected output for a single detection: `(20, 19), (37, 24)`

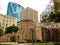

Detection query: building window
(6, 24), (8, 26)
(51, 25), (54, 28)
(17, 36), (19, 39)
(2, 26), (4, 29)
(56, 24), (58, 27)
(2, 23), (4, 26)
(10, 36), (16, 42)
(20, 28), (22, 30)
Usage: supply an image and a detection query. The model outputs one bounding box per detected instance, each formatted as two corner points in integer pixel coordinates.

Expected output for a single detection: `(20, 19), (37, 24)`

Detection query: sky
(0, 0), (50, 21)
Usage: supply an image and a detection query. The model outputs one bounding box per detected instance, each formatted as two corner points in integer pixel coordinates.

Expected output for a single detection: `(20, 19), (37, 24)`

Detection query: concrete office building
(20, 7), (38, 25)
(0, 14), (17, 32)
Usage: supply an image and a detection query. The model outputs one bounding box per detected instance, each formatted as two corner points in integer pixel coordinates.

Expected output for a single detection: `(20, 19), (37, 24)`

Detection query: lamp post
(31, 29), (34, 45)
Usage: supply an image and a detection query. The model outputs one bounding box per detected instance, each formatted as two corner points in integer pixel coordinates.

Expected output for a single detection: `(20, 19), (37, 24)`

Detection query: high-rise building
(7, 2), (24, 22)
(0, 14), (17, 32)
(20, 7), (38, 24)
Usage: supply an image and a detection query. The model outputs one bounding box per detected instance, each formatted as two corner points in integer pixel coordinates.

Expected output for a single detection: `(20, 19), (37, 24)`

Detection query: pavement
(0, 42), (32, 45)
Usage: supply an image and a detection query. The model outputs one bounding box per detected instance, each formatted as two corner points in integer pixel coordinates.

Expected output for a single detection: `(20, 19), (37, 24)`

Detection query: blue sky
(0, 0), (50, 21)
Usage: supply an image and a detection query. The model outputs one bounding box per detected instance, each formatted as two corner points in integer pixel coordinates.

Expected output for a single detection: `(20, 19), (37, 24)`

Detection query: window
(6, 24), (8, 26)
(10, 36), (16, 42)
(17, 36), (19, 39)
(19, 25), (22, 30)
(2, 26), (4, 29)
(51, 25), (54, 28)
(56, 24), (58, 27)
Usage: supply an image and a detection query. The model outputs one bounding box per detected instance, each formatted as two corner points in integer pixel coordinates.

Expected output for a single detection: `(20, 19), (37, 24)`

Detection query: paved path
(0, 42), (32, 45)
(14, 43), (31, 45)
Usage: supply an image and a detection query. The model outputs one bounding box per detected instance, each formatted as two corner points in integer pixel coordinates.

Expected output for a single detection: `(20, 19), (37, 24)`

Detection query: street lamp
(31, 29), (35, 45)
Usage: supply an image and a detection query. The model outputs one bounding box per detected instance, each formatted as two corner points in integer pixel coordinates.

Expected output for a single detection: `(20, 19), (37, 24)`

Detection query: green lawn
(34, 42), (60, 45)
(54, 42), (60, 45)
(35, 43), (52, 45)
(0, 42), (60, 45)
(0, 44), (13, 45)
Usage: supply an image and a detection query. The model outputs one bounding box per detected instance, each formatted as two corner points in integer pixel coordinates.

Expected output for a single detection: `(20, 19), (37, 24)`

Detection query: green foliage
(54, 2), (59, 10)
(0, 44), (13, 45)
(35, 43), (52, 45)
(0, 28), (3, 36)
(41, 14), (49, 23)
(49, 12), (60, 22)
(41, 12), (60, 23)
(41, 0), (60, 23)
(54, 0), (60, 13)
(54, 42), (60, 45)
(5, 25), (18, 33)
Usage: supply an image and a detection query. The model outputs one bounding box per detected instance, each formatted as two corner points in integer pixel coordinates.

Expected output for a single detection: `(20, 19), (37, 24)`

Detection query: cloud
(0, 4), (3, 10)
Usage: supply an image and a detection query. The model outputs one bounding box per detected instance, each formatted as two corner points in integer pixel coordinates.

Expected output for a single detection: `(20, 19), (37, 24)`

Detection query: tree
(49, 12), (60, 22)
(5, 25), (18, 33)
(54, 0), (60, 13)
(0, 28), (3, 36)
(41, 14), (49, 23)
(41, 12), (60, 23)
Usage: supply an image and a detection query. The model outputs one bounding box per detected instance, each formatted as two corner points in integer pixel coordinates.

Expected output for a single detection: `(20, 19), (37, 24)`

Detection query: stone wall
(41, 27), (60, 42)
(0, 32), (16, 42)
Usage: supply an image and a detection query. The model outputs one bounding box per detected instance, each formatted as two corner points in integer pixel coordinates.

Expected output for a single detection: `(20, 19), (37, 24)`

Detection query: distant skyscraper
(20, 7), (38, 24)
(7, 2), (24, 21)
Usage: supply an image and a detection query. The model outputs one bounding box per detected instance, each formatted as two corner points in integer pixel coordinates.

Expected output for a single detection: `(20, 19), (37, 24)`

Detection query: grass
(34, 42), (60, 45)
(54, 42), (60, 45)
(0, 42), (60, 45)
(35, 43), (52, 45)
(0, 44), (13, 45)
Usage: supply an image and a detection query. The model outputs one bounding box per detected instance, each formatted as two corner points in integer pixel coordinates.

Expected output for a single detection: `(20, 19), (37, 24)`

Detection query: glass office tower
(7, 2), (24, 22)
